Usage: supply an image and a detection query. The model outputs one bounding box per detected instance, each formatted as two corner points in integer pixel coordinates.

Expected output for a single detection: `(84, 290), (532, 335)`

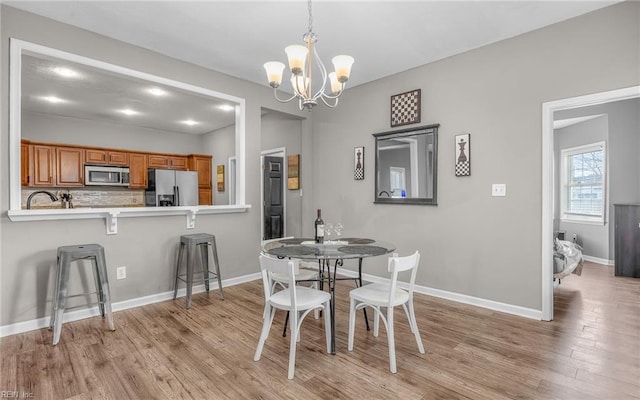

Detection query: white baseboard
(336, 268), (542, 321)
(1, 266), (545, 338)
(0, 272), (261, 338)
(582, 255), (614, 266)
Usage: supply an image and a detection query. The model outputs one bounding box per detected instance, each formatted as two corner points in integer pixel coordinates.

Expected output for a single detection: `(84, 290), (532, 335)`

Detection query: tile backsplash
(22, 188), (145, 209)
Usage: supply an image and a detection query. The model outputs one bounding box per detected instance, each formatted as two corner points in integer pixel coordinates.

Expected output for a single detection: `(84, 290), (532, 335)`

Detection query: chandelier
(263, 0), (354, 110)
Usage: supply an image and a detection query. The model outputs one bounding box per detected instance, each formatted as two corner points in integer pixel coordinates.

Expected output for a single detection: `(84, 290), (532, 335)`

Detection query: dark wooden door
(263, 156), (284, 240)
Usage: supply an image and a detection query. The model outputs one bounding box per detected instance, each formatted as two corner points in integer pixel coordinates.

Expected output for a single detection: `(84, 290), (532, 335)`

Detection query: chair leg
(373, 308), (381, 337)
(387, 307), (397, 373)
(407, 300), (425, 354)
(323, 301), (331, 353)
(200, 244), (210, 292)
(211, 237), (224, 300)
(95, 249), (115, 332)
(287, 311), (298, 379)
(313, 280), (320, 319)
(173, 244), (184, 300)
(52, 258), (71, 346)
(347, 298), (356, 351)
(254, 305), (275, 362)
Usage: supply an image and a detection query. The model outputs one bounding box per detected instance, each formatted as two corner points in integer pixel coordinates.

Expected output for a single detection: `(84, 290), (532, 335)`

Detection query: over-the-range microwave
(84, 165), (130, 187)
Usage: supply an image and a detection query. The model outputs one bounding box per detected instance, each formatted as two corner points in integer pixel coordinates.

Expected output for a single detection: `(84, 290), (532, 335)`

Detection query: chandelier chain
(307, 0), (313, 34)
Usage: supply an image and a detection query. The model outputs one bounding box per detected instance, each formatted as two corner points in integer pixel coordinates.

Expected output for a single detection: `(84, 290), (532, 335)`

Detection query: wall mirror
(373, 124), (438, 205)
(9, 39), (246, 211)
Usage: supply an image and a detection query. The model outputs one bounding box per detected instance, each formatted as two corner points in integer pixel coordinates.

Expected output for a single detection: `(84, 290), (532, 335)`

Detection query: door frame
(260, 147), (287, 241)
(541, 85), (640, 321)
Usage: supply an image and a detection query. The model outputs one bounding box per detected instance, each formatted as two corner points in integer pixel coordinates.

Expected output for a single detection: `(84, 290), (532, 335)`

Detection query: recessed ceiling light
(147, 87), (168, 96)
(53, 67), (78, 78)
(118, 109), (139, 116)
(40, 96), (66, 104)
(218, 104), (235, 112)
(181, 119), (199, 126)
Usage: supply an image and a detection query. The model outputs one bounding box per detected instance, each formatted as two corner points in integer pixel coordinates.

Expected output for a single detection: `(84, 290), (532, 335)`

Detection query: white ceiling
(7, 0), (619, 132)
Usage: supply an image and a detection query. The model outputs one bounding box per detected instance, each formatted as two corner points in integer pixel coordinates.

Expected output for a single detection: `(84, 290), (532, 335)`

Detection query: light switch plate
(116, 266), (126, 280)
(492, 184), (506, 197)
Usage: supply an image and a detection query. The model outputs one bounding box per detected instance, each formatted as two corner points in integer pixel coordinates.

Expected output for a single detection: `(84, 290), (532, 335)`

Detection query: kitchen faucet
(26, 190), (59, 209)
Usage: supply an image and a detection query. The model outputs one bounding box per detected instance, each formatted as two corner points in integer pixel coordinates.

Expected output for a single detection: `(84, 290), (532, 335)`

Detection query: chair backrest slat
(387, 251), (420, 307)
(259, 254), (299, 306)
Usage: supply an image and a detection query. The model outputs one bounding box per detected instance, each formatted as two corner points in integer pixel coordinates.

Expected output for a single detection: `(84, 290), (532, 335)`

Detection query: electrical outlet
(116, 266), (126, 280)
(492, 184), (507, 197)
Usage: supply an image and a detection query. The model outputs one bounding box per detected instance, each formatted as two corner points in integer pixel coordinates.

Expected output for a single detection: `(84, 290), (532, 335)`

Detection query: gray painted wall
(0, 3), (638, 328)
(0, 5), (313, 327)
(23, 111), (203, 154)
(554, 116), (609, 259)
(309, 2), (639, 310)
(554, 98), (640, 261)
(203, 125), (235, 206)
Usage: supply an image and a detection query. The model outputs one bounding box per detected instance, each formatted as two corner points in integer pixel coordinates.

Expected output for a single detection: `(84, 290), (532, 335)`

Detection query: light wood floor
(1, 261), (639, 399)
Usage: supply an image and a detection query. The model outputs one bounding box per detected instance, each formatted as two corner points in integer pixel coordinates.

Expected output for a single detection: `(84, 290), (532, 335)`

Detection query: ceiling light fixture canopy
(263, 0), (354, 110)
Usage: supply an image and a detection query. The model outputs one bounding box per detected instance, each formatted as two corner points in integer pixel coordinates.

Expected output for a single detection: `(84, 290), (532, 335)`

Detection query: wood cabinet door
(169, 156), (188, 170)
(29, 144), (55, 186)
(190, 156), (212, 188)
(147, 155), (169, 169)
(198, 188), (212, 206)
(108, 151), (129, 166)
(56, 147), (84, 186)
(21, 143), (29, 186)
(85, 149), (107, 165)
(129, 153), (147, 189)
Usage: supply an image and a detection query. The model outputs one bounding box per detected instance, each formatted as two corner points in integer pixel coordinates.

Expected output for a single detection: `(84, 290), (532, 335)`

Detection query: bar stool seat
(173, 233), (224, 308)
(50, 244), (115, 346)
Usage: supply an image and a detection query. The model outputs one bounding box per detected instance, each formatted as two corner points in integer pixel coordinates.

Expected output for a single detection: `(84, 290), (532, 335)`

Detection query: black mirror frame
(373, 123), (439, 205)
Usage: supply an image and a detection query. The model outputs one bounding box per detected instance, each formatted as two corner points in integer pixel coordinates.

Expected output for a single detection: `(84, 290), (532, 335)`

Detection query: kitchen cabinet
(85, 149), (129, 166)
(148, 155), (188, 170)
(198, 188), (212, 206)
(189, 154), (213, 205)
(614, 204), (640, 278)
(128, 153), (147, 189)
(56, 147), (84, 186)
(28, 144), (55, 187)
(21, 142), (29, 186)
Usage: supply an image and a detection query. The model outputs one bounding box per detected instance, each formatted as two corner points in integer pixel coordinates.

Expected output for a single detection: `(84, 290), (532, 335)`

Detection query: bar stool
(49, 244), (115, 346)
(173, 233), (224, 308)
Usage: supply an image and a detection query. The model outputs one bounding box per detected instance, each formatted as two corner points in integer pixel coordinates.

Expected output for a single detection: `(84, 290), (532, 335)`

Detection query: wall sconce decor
(288, 154), (300, 190)
(217, 165), (225, 191)
(354, 146), (364, 180)
(390, 89), (421, 127)
(455, 133), (471, 176)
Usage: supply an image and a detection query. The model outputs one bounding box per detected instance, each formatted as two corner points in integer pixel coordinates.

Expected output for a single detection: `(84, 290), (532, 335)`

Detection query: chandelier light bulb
(264, 61), (285, 88)
(328, 73), (342, 95)
(332, 55), (354, 83)
(285, 45), (308, 75)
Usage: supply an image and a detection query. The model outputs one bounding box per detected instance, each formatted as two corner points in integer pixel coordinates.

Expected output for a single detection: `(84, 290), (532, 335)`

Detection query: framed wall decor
(287, 154), (300, 190)
(217, 165), (225, 191)
(390, 89), (421, 127)
(455, 133), (471, 177)
(354, 147), (364, 180)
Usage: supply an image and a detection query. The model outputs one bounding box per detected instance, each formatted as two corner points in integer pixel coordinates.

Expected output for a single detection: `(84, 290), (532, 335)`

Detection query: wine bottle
(314, 209), (325, 244)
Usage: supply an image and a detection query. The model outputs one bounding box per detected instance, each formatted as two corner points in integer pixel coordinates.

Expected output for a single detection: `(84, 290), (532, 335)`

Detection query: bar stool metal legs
(49, 244), (115, 346)
(173, 234), (224, 308)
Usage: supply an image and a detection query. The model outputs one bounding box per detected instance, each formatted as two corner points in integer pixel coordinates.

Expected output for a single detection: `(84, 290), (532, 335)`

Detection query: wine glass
(325, 223), (333, 241)
(334, 223), (343, 240)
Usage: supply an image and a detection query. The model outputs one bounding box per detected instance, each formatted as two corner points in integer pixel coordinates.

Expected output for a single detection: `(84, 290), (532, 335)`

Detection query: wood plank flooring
(1, 261), (638, 399)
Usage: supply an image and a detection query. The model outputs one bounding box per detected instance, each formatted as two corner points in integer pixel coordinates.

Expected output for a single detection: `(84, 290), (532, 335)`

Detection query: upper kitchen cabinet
(56, 146), (84, 186)
(148, 155), (189, 170)
(28, 143), (55, 187)
(128, 153), (147, 189)
(21, 141), (29, 186)
(85, 149), (129, 166)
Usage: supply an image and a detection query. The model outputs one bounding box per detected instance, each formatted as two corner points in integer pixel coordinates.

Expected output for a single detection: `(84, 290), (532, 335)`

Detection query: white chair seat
(270, 287), (331, 309)
(350, 283), (409, 307)
(271, 267), (317, 283)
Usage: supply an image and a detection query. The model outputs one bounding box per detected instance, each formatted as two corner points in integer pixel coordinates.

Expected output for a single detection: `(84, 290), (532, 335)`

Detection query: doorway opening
(541, 85), (640, 320)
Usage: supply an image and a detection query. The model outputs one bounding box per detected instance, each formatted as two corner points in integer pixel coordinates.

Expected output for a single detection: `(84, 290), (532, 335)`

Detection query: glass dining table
(261, 237), (396, 354)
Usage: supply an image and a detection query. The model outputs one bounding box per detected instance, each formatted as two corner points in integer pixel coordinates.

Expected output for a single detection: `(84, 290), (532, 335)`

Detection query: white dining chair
(347, 251), (425, 373)
(254, 255), (332, 379)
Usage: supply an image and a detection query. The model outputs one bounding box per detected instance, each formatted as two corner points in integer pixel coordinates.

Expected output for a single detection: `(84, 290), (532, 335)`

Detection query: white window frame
(560, 141), (606, 225)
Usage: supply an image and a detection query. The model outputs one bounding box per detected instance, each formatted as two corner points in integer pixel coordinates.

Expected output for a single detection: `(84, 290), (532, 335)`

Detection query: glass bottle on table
(314, 209), (325, 244)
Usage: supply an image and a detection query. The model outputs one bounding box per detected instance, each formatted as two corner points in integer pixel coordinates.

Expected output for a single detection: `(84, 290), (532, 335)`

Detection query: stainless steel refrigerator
(145, 169), (199, 206)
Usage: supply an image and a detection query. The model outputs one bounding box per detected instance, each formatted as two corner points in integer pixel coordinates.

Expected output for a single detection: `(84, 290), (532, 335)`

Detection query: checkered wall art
(455, 133), (471, 177)
(390, 89), (421, 127)
(354, 147), (364, 180)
